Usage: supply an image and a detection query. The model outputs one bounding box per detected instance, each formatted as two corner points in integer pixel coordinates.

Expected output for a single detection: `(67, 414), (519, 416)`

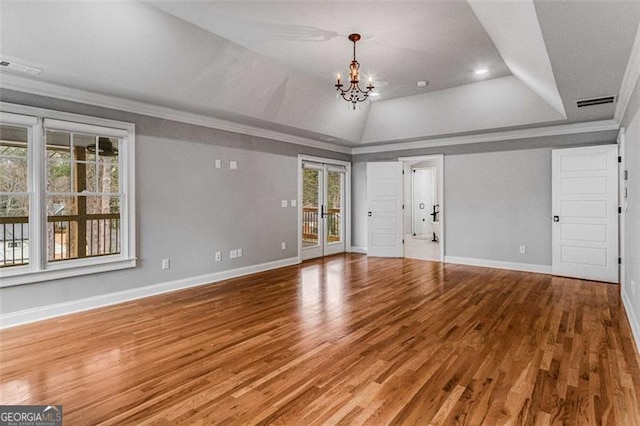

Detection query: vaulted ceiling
(1, 1), (639, 151)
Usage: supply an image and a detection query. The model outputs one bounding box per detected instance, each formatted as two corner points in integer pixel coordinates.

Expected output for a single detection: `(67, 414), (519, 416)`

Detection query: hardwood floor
(1, 254), (640, 424)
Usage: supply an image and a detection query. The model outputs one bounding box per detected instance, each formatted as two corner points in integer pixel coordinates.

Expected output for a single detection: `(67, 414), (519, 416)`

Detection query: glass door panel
(302, 162), (345, 260)
(323, 169), (345, 256)
(326, 171), (342, 244)
(302, 166), (323, 260)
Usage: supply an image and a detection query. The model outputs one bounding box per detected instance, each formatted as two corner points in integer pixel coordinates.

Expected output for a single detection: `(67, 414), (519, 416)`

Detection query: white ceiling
(1, 1), (639, 149)
(151, 1), (512, 100)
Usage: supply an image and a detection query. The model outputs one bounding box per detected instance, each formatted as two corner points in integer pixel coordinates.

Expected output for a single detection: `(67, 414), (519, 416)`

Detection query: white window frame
(0, 102), (136, 287)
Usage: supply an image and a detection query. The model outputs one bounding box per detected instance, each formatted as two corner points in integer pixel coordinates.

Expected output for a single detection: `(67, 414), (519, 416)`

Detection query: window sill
(0, 257), (137, 288)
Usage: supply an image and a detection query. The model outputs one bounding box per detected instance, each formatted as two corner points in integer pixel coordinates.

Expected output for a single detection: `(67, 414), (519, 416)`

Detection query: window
(0, 106), (135, 286)
(1, 123), (30, 269)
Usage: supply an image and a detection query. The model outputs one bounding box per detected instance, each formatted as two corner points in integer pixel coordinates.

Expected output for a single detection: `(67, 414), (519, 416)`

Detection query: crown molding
(351, 119), (619, 155)
(615, 22), (640, 124)
(0, 74), (352, 155)
(1, 74), (623, 158)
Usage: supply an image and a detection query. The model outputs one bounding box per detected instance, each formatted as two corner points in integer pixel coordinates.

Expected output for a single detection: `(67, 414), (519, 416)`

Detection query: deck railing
(1, 216), (28, 267)
(302, 207), (341, 243)
(0, 213), (120, 267)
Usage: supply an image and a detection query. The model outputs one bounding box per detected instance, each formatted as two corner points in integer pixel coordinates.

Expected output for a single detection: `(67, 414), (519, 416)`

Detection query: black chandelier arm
(352, 83), (374, 94)
(361, 83), (374, 93)
(336, 82), (373, 94)
(338, 88), (371, 102)
(338, 92), (369, 104)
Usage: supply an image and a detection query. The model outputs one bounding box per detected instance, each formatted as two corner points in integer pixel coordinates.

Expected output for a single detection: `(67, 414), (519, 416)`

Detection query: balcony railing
(1, 216), (28, 267)
(302, 207), (341, 243)
(0, 213), (120, 267)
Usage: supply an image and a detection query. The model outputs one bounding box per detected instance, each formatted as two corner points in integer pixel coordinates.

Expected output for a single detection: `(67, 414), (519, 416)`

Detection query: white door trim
(399, 154), (445, 262)
(298, 155), (351, 262)
(618, 128), (627, 289)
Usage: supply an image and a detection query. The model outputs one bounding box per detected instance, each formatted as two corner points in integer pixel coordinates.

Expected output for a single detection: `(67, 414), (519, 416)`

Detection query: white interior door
(301, 161), (345, 260)
(367, 162), (403, 257)
(552, 145), (618, 283)
(412, 168), (434, 236)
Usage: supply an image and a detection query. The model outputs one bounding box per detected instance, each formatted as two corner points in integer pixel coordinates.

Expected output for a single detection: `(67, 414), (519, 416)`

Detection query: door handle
(553, 215), (560, 222)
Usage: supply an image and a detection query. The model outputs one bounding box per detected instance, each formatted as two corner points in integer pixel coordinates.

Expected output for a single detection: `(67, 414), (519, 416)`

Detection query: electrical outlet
(162, 258), (170, 270)
(631, 279), (636, 296)
(230, 249), (237, 259)
(215, 159), (221, 169)
(230, 160), (237, 170)
(215, 251), (221, 261)
(291, 199), (297, 207)
(281, 242), (286, 250)
(281, 200), (288, 208)
(519, 245), (526, 254)
(237, 248), (243, 257)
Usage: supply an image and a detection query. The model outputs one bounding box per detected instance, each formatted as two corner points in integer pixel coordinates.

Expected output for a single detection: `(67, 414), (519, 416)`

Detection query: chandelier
(335, 33), (374, 109)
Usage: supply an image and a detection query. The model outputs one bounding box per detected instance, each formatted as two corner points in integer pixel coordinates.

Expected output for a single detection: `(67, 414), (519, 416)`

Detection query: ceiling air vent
(576, 96), (616, 108)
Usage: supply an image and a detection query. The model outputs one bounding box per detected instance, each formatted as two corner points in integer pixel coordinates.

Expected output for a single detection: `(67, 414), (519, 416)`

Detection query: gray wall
(0, 90), (349, 314)
(444, 148), (551, 264)
(352, 132), (617, 265)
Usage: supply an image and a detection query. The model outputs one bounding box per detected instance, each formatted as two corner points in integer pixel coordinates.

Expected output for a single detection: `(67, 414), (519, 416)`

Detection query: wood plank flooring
(1, 254), (640, 424)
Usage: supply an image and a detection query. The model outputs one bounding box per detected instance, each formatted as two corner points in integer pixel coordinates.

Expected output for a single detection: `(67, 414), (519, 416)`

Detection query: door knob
(553, 216), (560, 222)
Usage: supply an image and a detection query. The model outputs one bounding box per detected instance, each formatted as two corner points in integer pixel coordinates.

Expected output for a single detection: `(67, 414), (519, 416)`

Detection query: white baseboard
(0, 257), (299, 329)
(350, 246), (367, 254)
(444, 256), (552, 274)
(622, 289), (640, 355)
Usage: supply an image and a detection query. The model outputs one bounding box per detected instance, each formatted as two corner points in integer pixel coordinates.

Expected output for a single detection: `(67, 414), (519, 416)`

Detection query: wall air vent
(0, 60), (42, 75)
(576, 96), (616, 108)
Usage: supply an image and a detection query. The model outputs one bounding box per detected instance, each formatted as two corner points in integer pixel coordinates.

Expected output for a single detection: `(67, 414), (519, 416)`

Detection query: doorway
(300, 157), (349, 261)
(401, 155), (444, 261)
(411, 167), (436, 238)
(364, 156), (444, 260)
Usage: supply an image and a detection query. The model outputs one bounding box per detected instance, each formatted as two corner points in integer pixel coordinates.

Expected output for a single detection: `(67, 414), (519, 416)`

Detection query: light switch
(291, 199), (297, 207)
(230, 160), (237, 170)
(281, 200), (288, 208)
(215, 159), (221, 169)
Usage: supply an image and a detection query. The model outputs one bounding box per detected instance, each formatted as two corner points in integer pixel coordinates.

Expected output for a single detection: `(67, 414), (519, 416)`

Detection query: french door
(301, 161), (345, 260)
